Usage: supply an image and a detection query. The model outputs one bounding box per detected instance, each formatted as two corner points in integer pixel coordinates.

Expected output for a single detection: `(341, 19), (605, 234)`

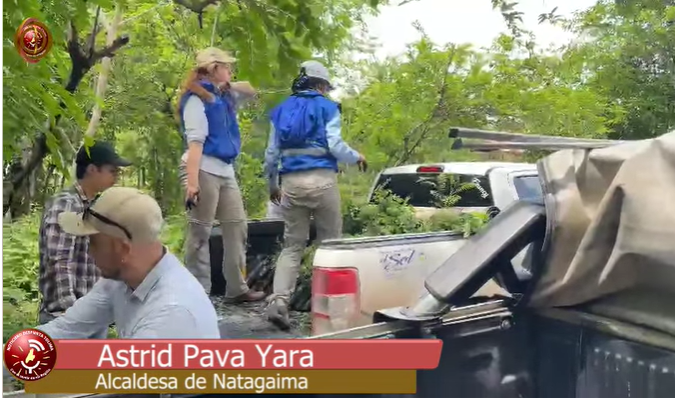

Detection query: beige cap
(196, 47), (237, 68)
(58, 187), (164, 244)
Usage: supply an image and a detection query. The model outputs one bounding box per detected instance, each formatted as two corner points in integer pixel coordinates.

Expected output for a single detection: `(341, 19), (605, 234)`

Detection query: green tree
(3, 0), (386, 219)
(340, 24), (620, 174)
(554, 0), (675, 138)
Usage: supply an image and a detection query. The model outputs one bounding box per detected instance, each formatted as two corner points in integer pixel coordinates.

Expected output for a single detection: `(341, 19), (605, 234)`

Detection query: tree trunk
(84, 5), (123, 138)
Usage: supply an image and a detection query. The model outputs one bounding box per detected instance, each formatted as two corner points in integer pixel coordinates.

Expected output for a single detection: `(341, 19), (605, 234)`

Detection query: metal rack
(449, 127), (626, 152)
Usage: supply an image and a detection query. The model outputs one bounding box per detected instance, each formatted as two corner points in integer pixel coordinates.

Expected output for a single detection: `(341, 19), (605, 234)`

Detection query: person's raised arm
(325, 110), (364, 165)
(230, 81), (257, 108)
(36, 279), (114, 339)
(183, 95), (209, 200)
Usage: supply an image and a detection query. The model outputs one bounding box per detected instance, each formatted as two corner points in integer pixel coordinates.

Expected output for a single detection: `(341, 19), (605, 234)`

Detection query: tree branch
(173, 0), (219, 13)
(393, 48), (456, 166)
(174, 0), (220, 28)
(85, 5), (124, 138)
(85, 6), (102, 59)
(92, 34), (130, 60)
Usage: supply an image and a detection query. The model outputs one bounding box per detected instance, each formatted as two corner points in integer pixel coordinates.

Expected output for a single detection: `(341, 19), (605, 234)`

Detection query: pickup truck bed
(209, 220), (316, 338)
(209, 219), (316, 296)
(304, 302), (675, 398)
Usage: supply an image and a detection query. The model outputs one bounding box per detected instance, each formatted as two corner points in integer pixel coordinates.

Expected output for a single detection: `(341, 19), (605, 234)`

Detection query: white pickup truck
(310, 161), (543, 335)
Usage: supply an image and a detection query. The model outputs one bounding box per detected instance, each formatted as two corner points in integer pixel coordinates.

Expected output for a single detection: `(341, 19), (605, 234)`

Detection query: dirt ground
(211, 297), (311, 339)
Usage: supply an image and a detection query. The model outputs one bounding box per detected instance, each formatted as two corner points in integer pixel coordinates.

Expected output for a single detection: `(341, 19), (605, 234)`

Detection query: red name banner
(52, 340), (443, 370)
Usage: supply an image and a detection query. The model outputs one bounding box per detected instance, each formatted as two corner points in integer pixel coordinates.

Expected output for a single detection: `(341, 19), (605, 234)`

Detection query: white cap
(301, 60), (332, 87)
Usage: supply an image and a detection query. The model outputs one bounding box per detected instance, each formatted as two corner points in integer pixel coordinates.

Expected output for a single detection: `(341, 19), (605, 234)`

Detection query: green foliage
(3, 0), (383, 218)
(344, 189), (424, 236)
(161, 214), (188, 259)
(3, 213), (41, 341)
(340, 26), (621, 173)
(2, 0), (108, 157)
(421, 174), (478, 208)
(344, 186), (489, 238)
(236, 153), (269, 219)
(564, 0), (675, 139)
(299, 245), (318, 280)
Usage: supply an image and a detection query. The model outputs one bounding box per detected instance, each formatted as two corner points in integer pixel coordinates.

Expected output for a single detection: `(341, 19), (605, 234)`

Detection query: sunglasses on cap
(83, 194), (132, 240)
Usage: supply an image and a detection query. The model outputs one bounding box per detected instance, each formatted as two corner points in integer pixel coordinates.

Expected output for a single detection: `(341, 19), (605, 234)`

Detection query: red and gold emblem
(14, 18), (53, 63)
(3, 329), (57, 381)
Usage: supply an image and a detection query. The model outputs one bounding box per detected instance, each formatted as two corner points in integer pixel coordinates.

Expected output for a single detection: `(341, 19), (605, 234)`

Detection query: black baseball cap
(75, 141), (132, 168)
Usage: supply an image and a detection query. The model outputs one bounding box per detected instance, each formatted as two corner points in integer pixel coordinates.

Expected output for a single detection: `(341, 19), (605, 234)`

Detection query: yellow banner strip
(25, 369), (416, 394)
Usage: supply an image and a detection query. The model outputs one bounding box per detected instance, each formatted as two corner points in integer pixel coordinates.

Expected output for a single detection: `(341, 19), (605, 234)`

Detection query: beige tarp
(529, 132), (675, 316)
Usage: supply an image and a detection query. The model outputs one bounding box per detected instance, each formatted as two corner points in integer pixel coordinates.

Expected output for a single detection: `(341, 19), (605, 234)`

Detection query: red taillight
(311, 267), (360, 335)
(312, 269), (359, 295)
(417, 165), (443, 173)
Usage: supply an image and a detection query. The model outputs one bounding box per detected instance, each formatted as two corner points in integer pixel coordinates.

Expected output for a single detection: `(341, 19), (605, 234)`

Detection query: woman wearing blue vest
(263, 60), (367, 329)
(177, 47), (265, 303)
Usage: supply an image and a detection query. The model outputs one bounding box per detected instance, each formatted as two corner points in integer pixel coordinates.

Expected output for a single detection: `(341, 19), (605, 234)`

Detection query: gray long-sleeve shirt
(36, 250), (220, 339)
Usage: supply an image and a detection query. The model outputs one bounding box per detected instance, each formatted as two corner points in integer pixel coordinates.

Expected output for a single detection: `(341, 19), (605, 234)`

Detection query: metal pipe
(448, 127), (625, 145)
(307, 300), (510, 340)
(452, 140), (620, 151)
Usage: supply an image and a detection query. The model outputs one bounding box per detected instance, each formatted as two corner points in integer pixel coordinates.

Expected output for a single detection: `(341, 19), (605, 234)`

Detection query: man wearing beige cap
(176, 47), (266, 303)
(34, 187), (220, 339)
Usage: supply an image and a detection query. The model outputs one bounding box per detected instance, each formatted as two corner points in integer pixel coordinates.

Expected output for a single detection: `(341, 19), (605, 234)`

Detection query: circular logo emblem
(3, 329), (57, 381)
(14, 18), (53, 63)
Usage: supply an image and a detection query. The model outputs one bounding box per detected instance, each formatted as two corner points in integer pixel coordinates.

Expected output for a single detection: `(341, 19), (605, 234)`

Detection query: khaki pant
(181, 166), (249, 297)
(272, 169), (342, 301)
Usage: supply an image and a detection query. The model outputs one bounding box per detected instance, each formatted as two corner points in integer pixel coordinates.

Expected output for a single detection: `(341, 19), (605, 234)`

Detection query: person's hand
(231, 81), (257, 96)
(270, 188), (282, 206)
(185, 182), (200, 209)
(356, 154), (368, 172)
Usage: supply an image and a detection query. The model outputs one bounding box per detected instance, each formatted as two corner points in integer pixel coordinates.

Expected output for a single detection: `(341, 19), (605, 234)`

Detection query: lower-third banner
(25, 370), (416, 394)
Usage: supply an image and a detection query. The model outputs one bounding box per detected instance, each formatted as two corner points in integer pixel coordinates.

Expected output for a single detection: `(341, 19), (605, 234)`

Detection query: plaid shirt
(38, 183), (100, 317)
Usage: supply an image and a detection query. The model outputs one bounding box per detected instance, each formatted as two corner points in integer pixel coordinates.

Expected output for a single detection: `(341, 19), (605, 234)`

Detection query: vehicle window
(513, 175), (544, 202)
(372, 173), (493, 208)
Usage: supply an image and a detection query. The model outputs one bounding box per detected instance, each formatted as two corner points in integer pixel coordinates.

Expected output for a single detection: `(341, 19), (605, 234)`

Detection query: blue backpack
(273, 92), (326, 150)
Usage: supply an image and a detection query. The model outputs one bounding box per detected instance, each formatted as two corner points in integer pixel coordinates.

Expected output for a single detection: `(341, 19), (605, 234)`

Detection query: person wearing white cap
(176, 47), (266, 303)
(34, 187), (220, 339)
(263, 60), (367, 329)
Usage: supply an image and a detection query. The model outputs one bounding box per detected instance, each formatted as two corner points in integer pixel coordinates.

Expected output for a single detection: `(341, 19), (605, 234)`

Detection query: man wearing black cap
(37, 141), (131, 331)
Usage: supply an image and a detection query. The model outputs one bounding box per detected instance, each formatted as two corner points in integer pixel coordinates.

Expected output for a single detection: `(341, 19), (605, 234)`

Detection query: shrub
(343, 189), (425, 236)
(3, 212), (41, 341)
(343, 186), (488, 238)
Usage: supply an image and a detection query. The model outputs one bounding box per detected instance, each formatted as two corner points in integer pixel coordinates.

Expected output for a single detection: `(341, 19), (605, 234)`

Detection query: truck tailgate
(311, 231), (468, 335)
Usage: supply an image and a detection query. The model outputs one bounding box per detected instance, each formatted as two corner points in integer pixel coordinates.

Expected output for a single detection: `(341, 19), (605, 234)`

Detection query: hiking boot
(227, 290), (267, 303)
(267, 298), (291, 331)
(209, 295), (225, 306)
